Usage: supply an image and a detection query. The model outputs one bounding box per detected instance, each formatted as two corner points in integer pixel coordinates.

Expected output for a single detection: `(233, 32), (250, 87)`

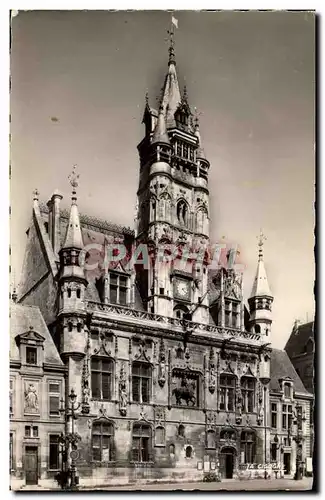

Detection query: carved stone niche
(93, 330), (114, 357)
(219, 427), (238, 450)
(132, 336), (153, 362)
(208, 347), (216, 394)
(171, 368), (200, 408)
(157, 338), (167, 388)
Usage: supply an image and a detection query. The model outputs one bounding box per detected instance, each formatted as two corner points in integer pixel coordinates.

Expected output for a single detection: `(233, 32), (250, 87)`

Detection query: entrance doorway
(25, 446), (38, 485)
(220, 447), (235, 479)
(283, 453), (291, 475)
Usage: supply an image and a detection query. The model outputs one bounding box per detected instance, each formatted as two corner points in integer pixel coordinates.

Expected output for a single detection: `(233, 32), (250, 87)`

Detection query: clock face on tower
(174, 279), (191, 301)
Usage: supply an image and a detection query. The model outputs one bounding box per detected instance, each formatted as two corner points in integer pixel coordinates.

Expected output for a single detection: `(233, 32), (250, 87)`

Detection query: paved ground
(80, 477), (313, 491)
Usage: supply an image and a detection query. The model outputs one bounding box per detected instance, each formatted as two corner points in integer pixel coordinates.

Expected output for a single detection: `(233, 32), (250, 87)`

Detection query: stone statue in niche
(208, 347), (216, 394)
(257, 404), (264, 426)
(119, 364), (128, 416)
(81, 381), (90, 414)
(235, 385), (242, 424)
(172, 373), (196, 406)
(24, 383), (39, 413)
(158, 338), (166, 388)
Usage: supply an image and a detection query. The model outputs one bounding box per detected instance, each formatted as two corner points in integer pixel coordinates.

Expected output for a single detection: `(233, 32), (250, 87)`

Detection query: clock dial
(176, 280), (189, 298)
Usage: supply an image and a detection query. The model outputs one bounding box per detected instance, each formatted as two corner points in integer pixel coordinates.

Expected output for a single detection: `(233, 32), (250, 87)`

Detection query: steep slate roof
(284, 321), (314, 357)
(270, 348), (311, 396)
(10, 303), (63, 365)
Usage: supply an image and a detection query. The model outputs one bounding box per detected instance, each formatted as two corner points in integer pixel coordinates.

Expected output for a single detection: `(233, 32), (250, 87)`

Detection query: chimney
(47, 190), (63, 255)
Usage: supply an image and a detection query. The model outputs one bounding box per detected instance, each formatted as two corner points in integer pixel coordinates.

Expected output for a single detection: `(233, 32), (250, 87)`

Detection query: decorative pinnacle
(257, 229), (267, 261)
(68, 165), (79, 203)
(167, 28), (176, 65)
(145, 90), (149, 107)
(33, 188), (39, 201)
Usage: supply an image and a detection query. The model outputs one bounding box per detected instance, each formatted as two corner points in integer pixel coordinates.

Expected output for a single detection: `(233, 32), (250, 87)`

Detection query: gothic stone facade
(13, 37), (313, 488)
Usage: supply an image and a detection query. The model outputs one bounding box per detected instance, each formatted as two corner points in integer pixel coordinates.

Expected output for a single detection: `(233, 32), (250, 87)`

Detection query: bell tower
(136, 23), (210, 324)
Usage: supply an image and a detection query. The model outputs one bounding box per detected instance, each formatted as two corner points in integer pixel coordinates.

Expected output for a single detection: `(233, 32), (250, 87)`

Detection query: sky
(10, 10), (315, 349)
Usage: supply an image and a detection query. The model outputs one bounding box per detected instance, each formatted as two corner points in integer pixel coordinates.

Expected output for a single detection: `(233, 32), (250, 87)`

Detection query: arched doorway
(220, 447), (236, 479)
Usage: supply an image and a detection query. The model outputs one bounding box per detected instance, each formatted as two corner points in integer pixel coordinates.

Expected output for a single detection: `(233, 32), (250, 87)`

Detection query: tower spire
(250, 230), (272, 298)
(161, 16), (181, 127)
(62, 165), (83, 251)
(248, 230), (273, 339)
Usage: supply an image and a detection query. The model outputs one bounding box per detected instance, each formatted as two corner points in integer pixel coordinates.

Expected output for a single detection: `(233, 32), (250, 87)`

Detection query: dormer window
(109, 272), (129, 306)
(284, 383), (291, 399)
(15, 326), (45, 368)
(281, 379), (293, 400)
(26, 347), (37, 365)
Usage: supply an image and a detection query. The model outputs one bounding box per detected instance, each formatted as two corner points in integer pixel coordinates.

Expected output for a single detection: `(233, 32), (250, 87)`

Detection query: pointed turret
(59, 166), (86, 282)
(160, 30), (181, 128)
(249, 233), (272, 298)
(248, 231), (273, 340)
(152, 105), (170, 145)
(194, 114), (206, 160)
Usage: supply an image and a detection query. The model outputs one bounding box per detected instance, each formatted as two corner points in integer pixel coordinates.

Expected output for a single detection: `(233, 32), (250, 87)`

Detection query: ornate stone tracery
(119, 363), (128, 416)
(81, 330), (91, 414)
(208, 346), (216, 394)
(158, 337), (167, 388)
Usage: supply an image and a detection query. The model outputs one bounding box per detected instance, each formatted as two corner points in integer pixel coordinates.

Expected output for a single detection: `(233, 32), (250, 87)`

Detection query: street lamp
(260, 377), (271, 480)
(57, 389), (82, 490)
(288, 406), (306, 480)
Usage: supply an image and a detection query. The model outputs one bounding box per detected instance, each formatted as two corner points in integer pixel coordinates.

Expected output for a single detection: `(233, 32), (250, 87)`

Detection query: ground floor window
(132, 423), (152, 462)
(49, 435), (60, 470)
(92, 420), (114, 462)
(240, 431), (256, 464)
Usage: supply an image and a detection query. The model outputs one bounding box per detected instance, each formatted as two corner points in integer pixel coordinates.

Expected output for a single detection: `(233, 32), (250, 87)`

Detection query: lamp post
(58, 389), (82, 490)
(272, 433), (281, 479)
(288, 406), (306, 480)
(260, 377), (271, 480)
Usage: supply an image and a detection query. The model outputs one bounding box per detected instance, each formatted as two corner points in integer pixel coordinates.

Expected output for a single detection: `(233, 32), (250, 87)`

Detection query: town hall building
(10, 29), (313, 489)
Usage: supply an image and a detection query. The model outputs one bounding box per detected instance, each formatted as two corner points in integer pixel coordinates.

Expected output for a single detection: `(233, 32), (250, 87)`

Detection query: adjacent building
(10, 303), (65, 490)
(11, 30), (313, 489)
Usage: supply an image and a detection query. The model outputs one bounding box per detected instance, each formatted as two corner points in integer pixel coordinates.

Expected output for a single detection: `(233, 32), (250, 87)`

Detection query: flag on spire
(172, 15), (178, 29)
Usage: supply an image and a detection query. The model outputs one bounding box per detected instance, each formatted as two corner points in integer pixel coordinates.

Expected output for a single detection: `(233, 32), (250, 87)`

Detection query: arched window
(155, 426), (165, 446)
(207, 430), (216, 449)
(241, 377), (255, 413)
(220, 374), (236, 411)
(92, 420), (114, 462)
(174, 305), (189, 320)
(185, 445), (193, 458)
(67, 288), (72, 298)
(178, 424), (185, 437)
(169, 444), (175, 455)
(176, 346), (184, 359)
(77, 323), (82, 333)
(176, 200), (188, 226)
(91, 357), (114, 401)
(254, 324), (261, 334)
(76, 289), (81, 299)
(132, 423), (152, 463)
(240, 431), (255, 464)
(68, 322), (73, 332)
(132, 362), (151, 403)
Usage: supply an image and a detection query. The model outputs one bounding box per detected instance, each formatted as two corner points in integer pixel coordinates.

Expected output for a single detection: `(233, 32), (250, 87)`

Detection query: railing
(86, 301), (261, 342)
